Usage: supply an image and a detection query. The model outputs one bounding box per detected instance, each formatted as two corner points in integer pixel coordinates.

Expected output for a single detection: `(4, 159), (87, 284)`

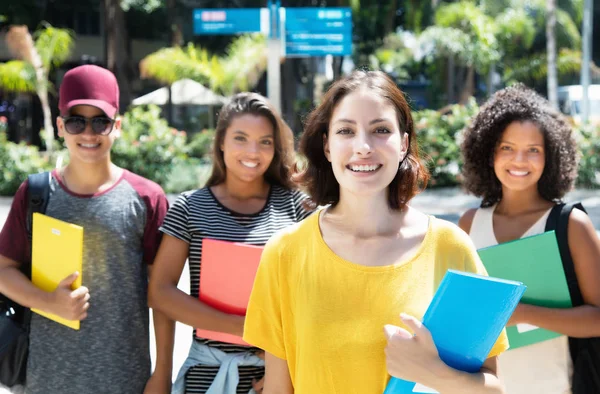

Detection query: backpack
(0, 171), (52, 387)
(545, 202), (600, 394)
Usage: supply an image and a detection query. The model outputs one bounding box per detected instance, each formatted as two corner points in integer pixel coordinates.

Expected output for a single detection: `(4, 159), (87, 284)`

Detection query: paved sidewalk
(0, 187), (598, 393)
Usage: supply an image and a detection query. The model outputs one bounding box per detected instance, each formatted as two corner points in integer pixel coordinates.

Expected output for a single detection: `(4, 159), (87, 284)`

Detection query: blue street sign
(193, 9), (266, 35)
(284, 7), (352, 57)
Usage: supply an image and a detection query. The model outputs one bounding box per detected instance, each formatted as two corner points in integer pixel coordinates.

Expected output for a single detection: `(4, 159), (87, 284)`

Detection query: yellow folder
(31, 213), (84, 330)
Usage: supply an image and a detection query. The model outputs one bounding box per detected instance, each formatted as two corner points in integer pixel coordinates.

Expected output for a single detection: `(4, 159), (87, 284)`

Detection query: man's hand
(46, 272), (90, 321)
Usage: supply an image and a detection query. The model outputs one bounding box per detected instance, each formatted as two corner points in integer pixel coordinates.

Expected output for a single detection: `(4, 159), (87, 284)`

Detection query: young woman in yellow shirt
(243, 70), (509, 394)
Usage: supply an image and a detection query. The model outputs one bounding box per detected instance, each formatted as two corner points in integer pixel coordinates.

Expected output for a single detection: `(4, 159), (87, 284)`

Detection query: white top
(470, 204), (552, 249)
(469, 204), (572, 394)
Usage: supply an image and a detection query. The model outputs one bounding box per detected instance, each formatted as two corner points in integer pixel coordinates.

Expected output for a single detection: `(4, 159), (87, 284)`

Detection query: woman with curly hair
(458, 84), (600, 394)
(242, 70), (510, 393)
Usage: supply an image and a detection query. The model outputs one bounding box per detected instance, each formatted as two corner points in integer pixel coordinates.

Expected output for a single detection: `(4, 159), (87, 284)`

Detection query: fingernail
(384, 324), (396, 338)
(400, 313), (409, 320)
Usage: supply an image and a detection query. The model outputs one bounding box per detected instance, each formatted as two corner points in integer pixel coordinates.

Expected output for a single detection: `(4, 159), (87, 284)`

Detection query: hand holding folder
(197, 238), (264, 345)
(383, 270), (526, 394)
(477, 231), (571, 349)
(31, 213), (84, 330)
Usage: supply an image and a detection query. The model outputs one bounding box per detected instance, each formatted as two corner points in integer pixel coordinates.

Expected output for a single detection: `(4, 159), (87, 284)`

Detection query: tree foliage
(140, 34), (267, 96)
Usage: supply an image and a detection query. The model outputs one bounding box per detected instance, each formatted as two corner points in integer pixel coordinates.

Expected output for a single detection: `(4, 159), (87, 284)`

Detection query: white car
(558, 85), (600, 125)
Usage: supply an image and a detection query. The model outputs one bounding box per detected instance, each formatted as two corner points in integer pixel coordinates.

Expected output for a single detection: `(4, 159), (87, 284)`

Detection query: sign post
(192, 5), (353, 114)
(267, 0), (282, 113)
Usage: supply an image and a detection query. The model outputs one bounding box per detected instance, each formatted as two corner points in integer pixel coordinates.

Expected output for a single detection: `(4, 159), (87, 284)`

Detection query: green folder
(477, 231), (571, 349)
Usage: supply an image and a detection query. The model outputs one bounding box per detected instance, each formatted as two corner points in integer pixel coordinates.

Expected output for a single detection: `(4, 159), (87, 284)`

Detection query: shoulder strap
(23, 172), (52, 275)
(19, 171), (52, 329)
(544, 202), (587, 307)
(25, 172), (52, 240)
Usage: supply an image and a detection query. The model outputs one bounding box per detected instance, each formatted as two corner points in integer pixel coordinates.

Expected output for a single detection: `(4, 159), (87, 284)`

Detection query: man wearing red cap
(0, 65), (173, 393)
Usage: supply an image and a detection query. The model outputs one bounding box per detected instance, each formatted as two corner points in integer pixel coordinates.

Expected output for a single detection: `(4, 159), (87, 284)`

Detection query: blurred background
(0, 0), (599, 196)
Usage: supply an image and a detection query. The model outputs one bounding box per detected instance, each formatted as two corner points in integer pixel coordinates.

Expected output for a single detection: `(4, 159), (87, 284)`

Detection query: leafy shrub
(0, 116), (7, 134)
(187, 129), (215, 159)
(0, 132), (52, 195)
(111, 105), (189, 189)
(414, 98), (479, 187)
(575, 123), (600, 188)
(163, 159), (213, 194)
(4, 101), (600, 196)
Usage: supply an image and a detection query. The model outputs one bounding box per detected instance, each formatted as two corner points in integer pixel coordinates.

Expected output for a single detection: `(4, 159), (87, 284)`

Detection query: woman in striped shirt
(148, 93), (313, 394)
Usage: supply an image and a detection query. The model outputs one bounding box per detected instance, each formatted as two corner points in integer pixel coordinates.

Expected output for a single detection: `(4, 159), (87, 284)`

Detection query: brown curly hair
(461, 84), (579, 207)
(294, 70), (429, 210)
(205, 92), (296, 190)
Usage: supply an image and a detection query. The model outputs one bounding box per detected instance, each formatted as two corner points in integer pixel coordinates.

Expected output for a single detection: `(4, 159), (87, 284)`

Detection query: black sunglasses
(61, 115), (116, 136)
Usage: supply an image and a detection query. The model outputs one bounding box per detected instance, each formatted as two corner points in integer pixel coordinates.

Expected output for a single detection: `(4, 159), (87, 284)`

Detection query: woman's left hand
(143, 372), (172, 394)
(252, 377), (264, 393)
(507, 303), (527, 326)
(384, 313), (446, 385)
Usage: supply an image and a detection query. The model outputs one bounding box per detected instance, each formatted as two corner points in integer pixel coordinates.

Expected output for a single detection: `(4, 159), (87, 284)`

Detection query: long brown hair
(294, 70), (429, 210)
(205, 92), (296, 189)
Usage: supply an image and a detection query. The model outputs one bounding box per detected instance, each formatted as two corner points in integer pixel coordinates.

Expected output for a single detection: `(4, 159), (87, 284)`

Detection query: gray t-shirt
(0, 170), (168, 394)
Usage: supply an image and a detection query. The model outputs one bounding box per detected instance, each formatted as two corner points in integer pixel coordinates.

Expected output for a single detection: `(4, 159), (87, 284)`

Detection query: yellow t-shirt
(243, 211), (509, 393)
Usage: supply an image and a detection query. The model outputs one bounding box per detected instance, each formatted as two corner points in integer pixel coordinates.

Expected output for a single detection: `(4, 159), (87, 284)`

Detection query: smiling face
(57, 105), (120, 165)
(221, 114), (275, 184)
(324, 89), (408, 199)
(493, 121), (546, 194)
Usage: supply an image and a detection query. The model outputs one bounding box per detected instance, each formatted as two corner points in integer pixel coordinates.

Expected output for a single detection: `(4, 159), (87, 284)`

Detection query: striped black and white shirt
(160, 184), (313, 394)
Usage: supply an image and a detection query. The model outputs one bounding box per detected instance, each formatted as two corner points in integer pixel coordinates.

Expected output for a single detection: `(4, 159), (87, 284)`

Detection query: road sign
(193, 8), (269, 35)
(283, 7), (352, 57)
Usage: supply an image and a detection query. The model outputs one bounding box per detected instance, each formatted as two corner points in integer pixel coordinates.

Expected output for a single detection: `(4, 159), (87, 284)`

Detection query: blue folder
(383, 270), (526, 394)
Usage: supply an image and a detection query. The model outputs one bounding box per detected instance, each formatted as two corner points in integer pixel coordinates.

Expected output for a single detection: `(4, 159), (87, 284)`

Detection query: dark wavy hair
(294, 70), (429, 210)
(461, 84), (579, 207)
(205, 92), (295, 189)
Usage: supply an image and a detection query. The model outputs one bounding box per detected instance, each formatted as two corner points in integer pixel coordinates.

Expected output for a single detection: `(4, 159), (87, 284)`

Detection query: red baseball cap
(59, 65), (119, 118)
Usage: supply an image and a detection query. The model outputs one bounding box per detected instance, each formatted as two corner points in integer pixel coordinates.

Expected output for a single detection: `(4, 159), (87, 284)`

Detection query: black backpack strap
(25, 172), (52, 244)
(544, 203), (563, 233)
(21, 171), (52, 329)
(546, 203), (600, 392)
(544, 202), (587, 307)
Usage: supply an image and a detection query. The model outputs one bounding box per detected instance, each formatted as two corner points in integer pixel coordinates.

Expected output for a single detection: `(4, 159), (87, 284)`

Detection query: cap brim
(63, 99), (118, 118)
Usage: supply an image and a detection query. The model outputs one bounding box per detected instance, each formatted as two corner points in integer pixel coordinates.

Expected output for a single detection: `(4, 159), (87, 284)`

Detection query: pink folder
(196, 238), (264, 345)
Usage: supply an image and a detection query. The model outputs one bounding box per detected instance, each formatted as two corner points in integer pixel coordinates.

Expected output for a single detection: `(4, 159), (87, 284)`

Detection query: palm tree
(547, 0), (559, 108)
(0, 24), (74, 152)
(374, 0), (585, 106)
(417, 1), (501, 104)
(497, 0), (586, 90)
(214, 34), (268, 95)
(139, 34), (267, 96)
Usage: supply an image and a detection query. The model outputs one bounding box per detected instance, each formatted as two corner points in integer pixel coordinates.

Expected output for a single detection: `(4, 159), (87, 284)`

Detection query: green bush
(414, 98), (479, 187)
(0, 132), (53, 196)
(575, 123), (600, 189)
(187, 129), (215, 159)
(0, 116), (7, 134)
(4, 100), (600, 197)
(163, 158), (213, 193)
(112, 105), (189, 190)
